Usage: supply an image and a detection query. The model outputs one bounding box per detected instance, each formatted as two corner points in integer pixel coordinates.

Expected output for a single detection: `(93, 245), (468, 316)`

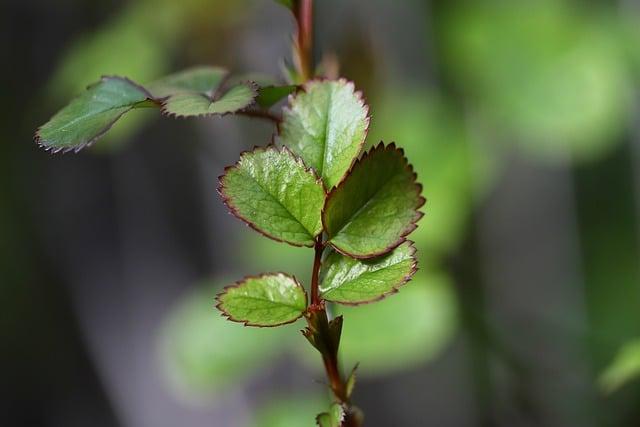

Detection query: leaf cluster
(216, 79), (425, 327)
(35, 67), (293, 153)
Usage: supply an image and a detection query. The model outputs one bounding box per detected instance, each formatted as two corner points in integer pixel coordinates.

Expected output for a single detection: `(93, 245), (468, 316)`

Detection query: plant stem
(310, 236), (323, 306)
(293, 0), (314, 81)
(306, 239), (362, 426)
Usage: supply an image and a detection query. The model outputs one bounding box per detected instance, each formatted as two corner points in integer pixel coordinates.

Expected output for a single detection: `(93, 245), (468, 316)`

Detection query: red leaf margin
(321, 142), (426, 259)
(217, 144), (325, 248)
(214, 271), (308, 327)
(320, 240), (419, 306)
(275, 77), (372, 190)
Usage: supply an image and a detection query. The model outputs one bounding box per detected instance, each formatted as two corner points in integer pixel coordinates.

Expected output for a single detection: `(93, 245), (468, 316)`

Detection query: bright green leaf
(161, 82), (257, 118)
(316, 403), (345, 427)
(319, 241), (417, 304)
(216, 273), (307, 327)
(158, 281), (291, 399)
(219, 146), (325, 247)
(148, 66), (227, 98)
(323, 143), (425, 258)
(36, 77), (150, 152)
(277, 79), (370, 189)
(256, 85), (297, 108)
(599, 338), (640, 394)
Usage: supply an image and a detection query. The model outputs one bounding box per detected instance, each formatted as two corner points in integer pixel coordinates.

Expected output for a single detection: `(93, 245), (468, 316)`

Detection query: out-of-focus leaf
(439, 0), (633, 162)
(253, 394), (327, 427)
(219, 146), (325, 247)
(216, 273), (307, 327)
(147, 66), (228, 98)
(36, 77), (151, 152)
(319, 242), (417, 304)
(161, 82), (257, 117)
(336, 273), (457, 374)
(43, 0), (248, 151)
(278, 79), (370, 189)
(316, 403), (345, 427)
(599, 339), (640, 393)
(256, 85), (298, 108)
(158, 282), (291, 399)
(323, 143), (424, 259)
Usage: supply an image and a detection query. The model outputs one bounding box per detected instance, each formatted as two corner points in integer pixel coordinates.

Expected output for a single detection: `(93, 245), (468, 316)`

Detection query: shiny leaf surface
(219, 146), (325, 247)
(277, 79), (370, 189)
(216, 273), (307, 327)
(319, 241), (417, 304)
(323, 143), (425, 258)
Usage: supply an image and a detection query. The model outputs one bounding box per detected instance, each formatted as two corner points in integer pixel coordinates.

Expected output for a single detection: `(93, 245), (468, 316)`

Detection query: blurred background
(2, 0), (640, 425)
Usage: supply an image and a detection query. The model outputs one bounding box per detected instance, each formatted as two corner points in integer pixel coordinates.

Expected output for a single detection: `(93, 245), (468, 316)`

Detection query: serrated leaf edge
(159, 80), (260, 119)
(35, 73), (262, 153)
(322, 142), (426, 259)
(34, 75), (154, 154)
(214, 272), (308, 327)
(277, 78), (371, 189)
(217, 144), (325, 248)
(321, 241), (419, 306)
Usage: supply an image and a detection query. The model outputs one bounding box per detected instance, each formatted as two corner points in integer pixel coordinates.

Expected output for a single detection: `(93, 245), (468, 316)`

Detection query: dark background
(2, 0), (640, 426)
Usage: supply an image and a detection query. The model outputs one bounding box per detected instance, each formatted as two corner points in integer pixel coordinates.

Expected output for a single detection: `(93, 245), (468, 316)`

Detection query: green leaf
(147, 66), (228, 98)
(277, 79), (370, 189)
(216, 273), (307, 327)
(319, 241), (417, 304)
(345, 364), (358, 399)
(219, 146), (325, 247)
(323, 143), (425, 258)
(256, 85), (298, 108)
(316, 403), (345, 427)
(599, 338), (640, 394)
(36, 76), (151, 152)
(161, 81), (257, 118)
(158, 281), (291, 398)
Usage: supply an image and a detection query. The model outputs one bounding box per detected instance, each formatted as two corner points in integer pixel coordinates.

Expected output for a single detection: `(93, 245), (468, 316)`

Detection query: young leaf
(345, 364), (358, 399)
(274, 0), (294, 10)
(323, 143), (425, 258)
(316, 403), (345, 427)
(147, 66), (228, 98)
(216, 273), (307, 327)
(35, 76), (151, 152)
(161, 82), (257, 118)
(277, 79), (370, 189)
(319, 241), (417, 304)
(218, 146), (325, 247)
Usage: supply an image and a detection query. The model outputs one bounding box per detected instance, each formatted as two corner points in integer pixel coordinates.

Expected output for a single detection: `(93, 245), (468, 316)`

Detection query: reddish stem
(310, 236), (323, 306)
(293, 0), (314, 81)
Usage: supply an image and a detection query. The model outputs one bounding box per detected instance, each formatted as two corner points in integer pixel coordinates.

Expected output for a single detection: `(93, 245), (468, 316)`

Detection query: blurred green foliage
(158, 281), (295, 400)
(253, 394), (327, 427)
(600, 339), (640, 394)
(439, 0), (634, 162)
